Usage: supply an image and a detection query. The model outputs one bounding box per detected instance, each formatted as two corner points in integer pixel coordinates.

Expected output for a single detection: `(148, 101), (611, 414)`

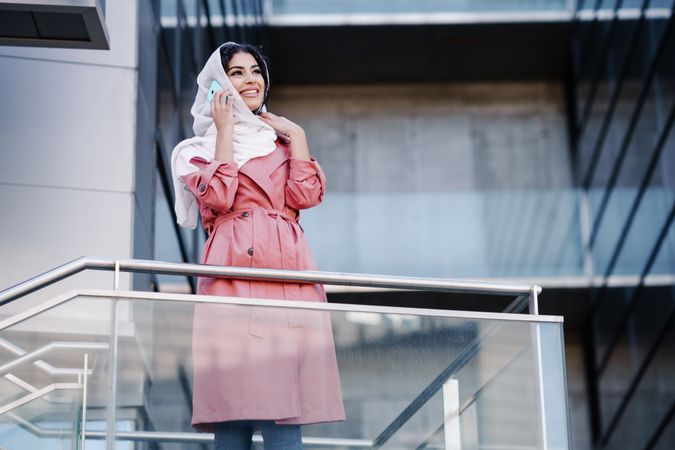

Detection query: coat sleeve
(181, 157), (239, 213)
(285, 157), (326, 210)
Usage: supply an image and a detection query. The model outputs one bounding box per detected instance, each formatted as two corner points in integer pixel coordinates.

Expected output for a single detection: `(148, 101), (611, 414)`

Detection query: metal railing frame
(1, 289), (556, 448)
(0, 256), (542, 310)
(0, 257), (555, 448)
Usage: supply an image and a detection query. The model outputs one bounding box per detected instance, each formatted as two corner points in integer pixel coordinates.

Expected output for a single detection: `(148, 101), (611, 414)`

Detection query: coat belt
(207, 206), (300, 236)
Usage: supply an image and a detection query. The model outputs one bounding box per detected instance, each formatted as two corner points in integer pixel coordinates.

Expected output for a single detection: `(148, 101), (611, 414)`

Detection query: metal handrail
(0, 256), (541, 311)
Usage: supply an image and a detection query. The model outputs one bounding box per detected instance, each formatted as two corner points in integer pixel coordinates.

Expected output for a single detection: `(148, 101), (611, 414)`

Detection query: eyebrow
(227, 65), (260, 71)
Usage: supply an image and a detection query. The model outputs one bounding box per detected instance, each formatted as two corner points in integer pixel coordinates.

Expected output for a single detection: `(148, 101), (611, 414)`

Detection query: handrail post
(531, 284), (548, 449)
(105, 300), (120, 450)
(529, 285), (540, 315)
(113, 260), (120, 291)
(443, 379), (462, 450)
(80, 353), (89, 450)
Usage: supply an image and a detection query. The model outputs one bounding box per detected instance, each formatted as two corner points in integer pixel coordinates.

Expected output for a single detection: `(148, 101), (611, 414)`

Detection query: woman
(171, 42), (345, 449)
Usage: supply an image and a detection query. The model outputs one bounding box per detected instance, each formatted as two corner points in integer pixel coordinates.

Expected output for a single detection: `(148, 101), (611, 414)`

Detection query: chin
(246, 102), (262, 112)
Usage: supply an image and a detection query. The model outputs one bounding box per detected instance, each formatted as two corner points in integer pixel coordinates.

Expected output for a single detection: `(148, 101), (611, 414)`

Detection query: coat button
(198, 183), (206, 192)
(247, 247), (254, 256)
(241, 211), (249, 218)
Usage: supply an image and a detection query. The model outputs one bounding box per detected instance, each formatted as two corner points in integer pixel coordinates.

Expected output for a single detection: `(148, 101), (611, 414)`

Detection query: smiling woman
(170, 42), (345, 450)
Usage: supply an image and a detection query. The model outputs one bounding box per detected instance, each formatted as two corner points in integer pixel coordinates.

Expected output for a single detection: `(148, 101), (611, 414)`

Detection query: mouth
(240, 88), (260, 98)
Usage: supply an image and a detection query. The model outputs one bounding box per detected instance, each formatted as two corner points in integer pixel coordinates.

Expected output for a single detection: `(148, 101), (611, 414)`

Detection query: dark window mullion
(154, 139), (197, 293)
(199, 0), (218, 51)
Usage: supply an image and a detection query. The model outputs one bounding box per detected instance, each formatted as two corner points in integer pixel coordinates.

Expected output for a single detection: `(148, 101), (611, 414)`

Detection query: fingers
(218, 89), (233, 105)
(212, 90), (233, 112)
(211, 90), (234, 130)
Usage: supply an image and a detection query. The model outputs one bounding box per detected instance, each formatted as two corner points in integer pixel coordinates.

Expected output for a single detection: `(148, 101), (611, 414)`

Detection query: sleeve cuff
(202, 158), (237, 181)
(289, 157), (321, 180)
(185, 157), (237, 196)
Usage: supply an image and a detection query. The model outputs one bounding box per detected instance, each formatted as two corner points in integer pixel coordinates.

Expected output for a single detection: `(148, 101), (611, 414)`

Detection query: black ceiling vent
(0, 0), (109, 50)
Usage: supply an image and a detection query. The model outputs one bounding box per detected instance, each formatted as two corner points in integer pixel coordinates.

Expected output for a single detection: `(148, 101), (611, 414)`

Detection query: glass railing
(0, 295), (112, 450)
(0, 281), (570, 449)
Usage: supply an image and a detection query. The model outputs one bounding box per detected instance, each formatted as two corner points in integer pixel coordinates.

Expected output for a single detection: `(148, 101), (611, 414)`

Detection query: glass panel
(0, 295), (112, 449)
(612, 10), (675, 276)
(588, 16), (674, 275)
(575, 0), (620, 128)
(595, 205), (675, 428)
(575, 11), (641, 184)
(0, 400), (78, 450)
(652, 405), (675, 450)
(109, 293), (569, 449)
(160, 0), (177, 18)
(270, 0), (570, 15)
(601, 288), (675, 450)
(302, 189), (584, 278)
(626, 0), (675, 7)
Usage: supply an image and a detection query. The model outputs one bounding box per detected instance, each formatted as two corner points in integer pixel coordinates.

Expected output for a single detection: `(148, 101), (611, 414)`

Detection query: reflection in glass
(109, 294), (568, 449)
(0, 296), (112, 449)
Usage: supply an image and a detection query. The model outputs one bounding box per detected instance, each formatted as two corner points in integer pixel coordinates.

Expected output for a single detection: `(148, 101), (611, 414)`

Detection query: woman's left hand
(258, 112), (305, 139)
(259, 112), (311, 160)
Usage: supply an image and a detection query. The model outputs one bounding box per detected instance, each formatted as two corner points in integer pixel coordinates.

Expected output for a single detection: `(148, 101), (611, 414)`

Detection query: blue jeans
(214, 420), (303, 450)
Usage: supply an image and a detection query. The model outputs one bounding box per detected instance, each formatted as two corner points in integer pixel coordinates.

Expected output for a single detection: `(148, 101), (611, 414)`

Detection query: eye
(229, 70), (242, 76)
(253, 69), (262, 75)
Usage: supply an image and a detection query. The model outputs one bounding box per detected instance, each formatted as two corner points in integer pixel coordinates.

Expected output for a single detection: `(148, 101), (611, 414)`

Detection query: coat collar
(237, 141), (290, 207)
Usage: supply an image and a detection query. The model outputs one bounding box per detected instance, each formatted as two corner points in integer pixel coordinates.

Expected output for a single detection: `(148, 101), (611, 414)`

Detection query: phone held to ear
(207, 80), (223, 103)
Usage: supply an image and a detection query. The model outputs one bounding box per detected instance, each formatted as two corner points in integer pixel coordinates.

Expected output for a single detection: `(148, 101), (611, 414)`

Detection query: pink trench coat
(181, 140), (345, 430)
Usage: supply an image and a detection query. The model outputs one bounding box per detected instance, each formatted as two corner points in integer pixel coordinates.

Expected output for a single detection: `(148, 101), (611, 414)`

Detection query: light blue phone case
(207, 80), (223, 102)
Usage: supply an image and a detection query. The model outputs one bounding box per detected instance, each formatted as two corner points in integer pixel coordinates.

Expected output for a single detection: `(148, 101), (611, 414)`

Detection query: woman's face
(226, 51), (265, 112)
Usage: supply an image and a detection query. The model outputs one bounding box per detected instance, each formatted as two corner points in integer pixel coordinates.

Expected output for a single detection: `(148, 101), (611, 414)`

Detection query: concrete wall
(267, 82), (577, 279)
(0, 0), (155, 316)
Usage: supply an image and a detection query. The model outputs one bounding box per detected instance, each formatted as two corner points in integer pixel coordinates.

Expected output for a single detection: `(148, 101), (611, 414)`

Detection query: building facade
(0, 1), (673, 449)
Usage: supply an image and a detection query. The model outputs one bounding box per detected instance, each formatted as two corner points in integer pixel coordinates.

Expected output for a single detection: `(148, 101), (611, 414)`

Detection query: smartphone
(207, 80), (223, 103)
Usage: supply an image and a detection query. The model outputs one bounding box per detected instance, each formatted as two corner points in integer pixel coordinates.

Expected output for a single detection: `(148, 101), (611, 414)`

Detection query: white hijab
(171, 42), (277, 229)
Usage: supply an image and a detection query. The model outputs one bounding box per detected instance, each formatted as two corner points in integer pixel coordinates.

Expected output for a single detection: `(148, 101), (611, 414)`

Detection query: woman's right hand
(211, 89), (234, 132)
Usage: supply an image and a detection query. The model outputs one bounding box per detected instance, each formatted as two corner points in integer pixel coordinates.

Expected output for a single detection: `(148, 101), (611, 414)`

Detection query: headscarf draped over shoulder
(171, 42), (277, 229)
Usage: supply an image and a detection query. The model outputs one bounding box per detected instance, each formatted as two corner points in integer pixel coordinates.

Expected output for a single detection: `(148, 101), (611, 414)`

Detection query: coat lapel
(238, 142), (290, 208)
